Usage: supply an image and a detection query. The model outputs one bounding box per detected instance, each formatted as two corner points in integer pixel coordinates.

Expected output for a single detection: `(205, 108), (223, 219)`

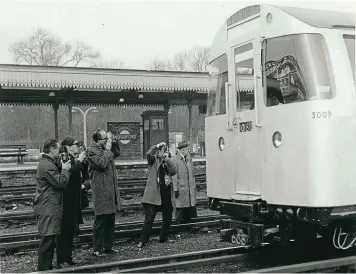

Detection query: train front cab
(206, 5), (356, 248)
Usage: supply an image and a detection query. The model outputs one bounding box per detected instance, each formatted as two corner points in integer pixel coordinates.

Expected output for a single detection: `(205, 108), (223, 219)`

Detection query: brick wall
(107, 122), (141, 159)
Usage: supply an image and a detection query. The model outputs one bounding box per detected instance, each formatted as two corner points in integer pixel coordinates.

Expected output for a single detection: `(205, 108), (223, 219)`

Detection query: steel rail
(0, 216), (227, 254)
(44, 246), (251, 273)
(0, 198), (209, 224)
(0, 183), (206, 203)
(244, 255), (356, 273)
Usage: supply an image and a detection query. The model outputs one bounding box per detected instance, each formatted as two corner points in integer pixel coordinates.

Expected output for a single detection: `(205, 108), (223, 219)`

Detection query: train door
(206, 54), (237, 200)
(228, 38), (261, 199)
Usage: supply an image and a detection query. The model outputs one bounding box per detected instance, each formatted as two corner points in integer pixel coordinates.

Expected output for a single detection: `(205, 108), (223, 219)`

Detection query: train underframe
(209, 198), (356, 249)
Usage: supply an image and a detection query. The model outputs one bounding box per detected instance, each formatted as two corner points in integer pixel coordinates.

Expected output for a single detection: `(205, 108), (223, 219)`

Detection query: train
(206, 4), (356, 249)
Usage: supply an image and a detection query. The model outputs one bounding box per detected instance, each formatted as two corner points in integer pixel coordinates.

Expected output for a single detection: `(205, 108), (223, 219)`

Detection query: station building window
(151, 118), (164, 131)
(207, 54), (228, 117)
(263, 34), (333, 107)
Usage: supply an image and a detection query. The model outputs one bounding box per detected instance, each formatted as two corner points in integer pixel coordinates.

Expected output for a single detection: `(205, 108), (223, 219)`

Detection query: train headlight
(266, 13), (273, 24)
(272, 131), (282, 148)
(286, 208), (294, 219)
(218, 137), (225, 151)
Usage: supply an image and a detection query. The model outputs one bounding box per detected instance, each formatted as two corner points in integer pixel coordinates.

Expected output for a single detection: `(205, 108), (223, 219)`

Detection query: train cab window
(263, 34), (333, 107)
(234, 43), (255, 111)
(344, 35), (355, 84)
(207, 54), (228, 116)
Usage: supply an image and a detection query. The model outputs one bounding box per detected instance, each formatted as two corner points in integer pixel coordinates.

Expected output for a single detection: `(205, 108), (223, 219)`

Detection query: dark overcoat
(87, 142), (121, 215)
(172, 153), (196, 208)
(33, 154), (70, 236)
(62, 154), (86, 226)
(142, 145), (177, 206)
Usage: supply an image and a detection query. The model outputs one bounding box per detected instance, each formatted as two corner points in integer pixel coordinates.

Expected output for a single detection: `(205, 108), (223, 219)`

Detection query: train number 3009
(312, 111), (331, 119)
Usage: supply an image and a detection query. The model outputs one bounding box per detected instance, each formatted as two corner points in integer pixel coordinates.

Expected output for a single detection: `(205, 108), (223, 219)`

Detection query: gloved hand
(174, 191), (179, 199)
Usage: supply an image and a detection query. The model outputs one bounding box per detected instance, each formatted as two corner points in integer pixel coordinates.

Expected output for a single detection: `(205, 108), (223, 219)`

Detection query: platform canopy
(0, 64), (209, 106)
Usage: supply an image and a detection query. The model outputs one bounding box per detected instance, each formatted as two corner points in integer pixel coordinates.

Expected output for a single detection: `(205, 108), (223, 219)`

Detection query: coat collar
(89, 142), (105, 153)
(42, 154), (55, 163)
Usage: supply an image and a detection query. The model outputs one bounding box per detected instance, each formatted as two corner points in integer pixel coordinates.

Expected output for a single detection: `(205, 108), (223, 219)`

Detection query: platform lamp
(72, 106), (98, 147)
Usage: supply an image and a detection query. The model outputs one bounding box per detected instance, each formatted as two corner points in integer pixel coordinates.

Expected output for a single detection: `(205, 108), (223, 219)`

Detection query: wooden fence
(0, 140), (45, 151)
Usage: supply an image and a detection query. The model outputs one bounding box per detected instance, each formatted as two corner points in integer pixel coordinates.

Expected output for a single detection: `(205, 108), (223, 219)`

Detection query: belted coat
(87, 142), (121, 215)
(33, 154), (70, 236)
(142, 145), (177, 207)
(172, 153), (196, 208)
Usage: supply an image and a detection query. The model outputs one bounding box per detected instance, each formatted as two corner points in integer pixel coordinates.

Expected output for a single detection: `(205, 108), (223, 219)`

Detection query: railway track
(0, 198), (208, 225)
(47, 246), (252, 273)
(0, 214), (226, 254)
(0, 175), (207, 203)
(246, 255), (356, 273)
(0, 183), (206, 204)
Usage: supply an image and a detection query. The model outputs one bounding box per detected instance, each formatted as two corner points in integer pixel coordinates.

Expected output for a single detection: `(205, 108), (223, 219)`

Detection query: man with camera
(56, 137), (87, 268)
(33, 139), (71, 271)
(172, 141), (197, 224)
(137, 142), (177, 248)
(87, 129), (121, 256)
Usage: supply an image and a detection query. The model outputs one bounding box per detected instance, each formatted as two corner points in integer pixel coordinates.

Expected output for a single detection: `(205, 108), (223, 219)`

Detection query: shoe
(137, 242), (144, 248)
(103, 248), (119, 254)
(54, 263), (64, 269)
(66, 260), (77, 266)
(92, 251), (106, 257)
(159, 238), (167, 243)
(73, 234), (80, 243)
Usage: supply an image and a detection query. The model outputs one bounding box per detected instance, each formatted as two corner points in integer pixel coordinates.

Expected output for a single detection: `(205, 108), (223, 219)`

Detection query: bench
(0, 145), (28, 165)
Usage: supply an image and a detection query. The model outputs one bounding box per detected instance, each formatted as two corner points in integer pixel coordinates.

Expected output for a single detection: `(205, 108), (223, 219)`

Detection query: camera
(59, 146), (70, 162)
(78, 141), (86, 153)
(109, 135), (121, 158)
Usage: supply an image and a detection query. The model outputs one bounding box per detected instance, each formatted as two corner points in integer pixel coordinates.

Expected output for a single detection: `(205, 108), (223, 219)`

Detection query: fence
(0, 139), (45, 151)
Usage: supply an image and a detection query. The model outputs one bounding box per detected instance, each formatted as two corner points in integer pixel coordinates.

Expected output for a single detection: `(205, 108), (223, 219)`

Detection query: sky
(0, 0), (354, 69)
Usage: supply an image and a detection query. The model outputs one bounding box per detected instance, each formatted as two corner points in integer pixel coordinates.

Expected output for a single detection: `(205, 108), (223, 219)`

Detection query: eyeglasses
(71, 142), (79, 146)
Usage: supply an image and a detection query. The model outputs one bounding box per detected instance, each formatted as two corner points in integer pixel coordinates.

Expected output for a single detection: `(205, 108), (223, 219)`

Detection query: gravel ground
(182, 261), (255, 273)
(1, 231), (236, 273)
(0, 207), (217, 235)
(0, 191), (207, 212)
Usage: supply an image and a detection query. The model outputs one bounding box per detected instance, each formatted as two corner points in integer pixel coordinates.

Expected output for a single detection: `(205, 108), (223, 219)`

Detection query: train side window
(207, 54), (228, 116)
(234, 43), (255, 111)
(343, 35), (355, 84)
(263, 34), (333, 107)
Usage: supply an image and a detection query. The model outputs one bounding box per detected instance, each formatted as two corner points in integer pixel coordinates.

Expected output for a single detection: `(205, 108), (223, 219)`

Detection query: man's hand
(156, 142), (166, 149)
(105, 139), (112, 150)
(174, 191), (179, 199)
(62, 160), (71, 171)
(78, 151), (87, 162)
(107, 132), (114, 140)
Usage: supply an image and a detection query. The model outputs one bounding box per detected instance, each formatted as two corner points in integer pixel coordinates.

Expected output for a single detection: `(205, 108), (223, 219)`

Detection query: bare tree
(171, 52), (188, 71)
(187, 46), (210, 72)
(146, 57), (172, 71)
(146, 46), (211, 72)
(9, 27), (100, 67)
(93, 58), (125, 69)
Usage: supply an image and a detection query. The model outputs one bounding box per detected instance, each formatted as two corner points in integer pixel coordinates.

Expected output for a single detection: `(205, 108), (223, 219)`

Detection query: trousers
(56, 217), (75, 263)
(140, 203), (172, 243)
(175, 206), (197, 224)
(38, 235), (59, 271)
(93, 213), (115, 252)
